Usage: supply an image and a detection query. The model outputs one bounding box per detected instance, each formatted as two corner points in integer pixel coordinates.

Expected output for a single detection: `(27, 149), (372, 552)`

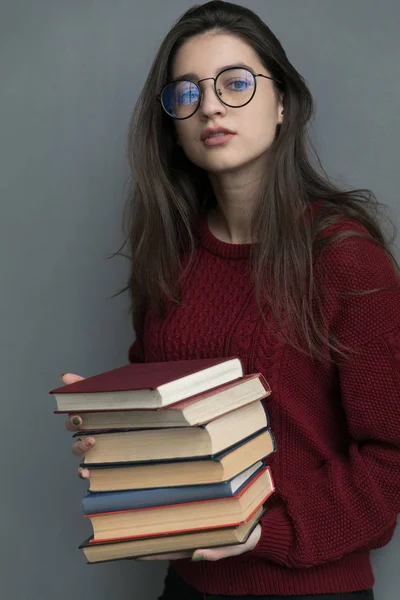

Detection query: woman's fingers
(61, 372), (85, 385)
(65, 414), (83, 431)
(71, 436), (95, 456)
(78, 467), (90, 479)
(60, 373), (92, 479)
(61, 373), (86, 431)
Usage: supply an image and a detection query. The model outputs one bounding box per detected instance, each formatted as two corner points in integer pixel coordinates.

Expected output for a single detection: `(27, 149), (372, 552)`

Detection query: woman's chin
(200, 156), (247, 175)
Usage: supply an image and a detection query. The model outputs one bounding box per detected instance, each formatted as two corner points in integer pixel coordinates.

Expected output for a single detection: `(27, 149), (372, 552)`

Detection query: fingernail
(60, 373), (66, 381)
(191, 554), (205, 562)
(72, 416), (82, 426)
(87, 437), (95, 446)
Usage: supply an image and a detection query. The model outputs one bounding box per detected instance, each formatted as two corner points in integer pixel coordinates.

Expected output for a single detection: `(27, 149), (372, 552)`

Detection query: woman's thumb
(61, 372), (85, 385)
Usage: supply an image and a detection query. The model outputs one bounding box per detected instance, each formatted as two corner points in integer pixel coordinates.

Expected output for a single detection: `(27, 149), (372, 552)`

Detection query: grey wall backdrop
(1, 1), (399, 599)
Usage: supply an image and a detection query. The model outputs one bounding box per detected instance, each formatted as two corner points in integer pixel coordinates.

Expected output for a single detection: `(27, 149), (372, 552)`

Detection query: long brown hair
(116, 0), (399, 362)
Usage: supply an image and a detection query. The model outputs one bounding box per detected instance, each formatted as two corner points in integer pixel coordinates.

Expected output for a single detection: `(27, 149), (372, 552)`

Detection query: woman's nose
(198, 82), (227, 119)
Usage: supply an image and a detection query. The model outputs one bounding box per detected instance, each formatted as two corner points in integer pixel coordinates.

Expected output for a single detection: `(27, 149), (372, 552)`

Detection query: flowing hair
(114, 0), (399, 362)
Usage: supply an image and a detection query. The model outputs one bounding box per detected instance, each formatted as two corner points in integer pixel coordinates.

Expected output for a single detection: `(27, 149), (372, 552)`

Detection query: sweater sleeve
(249, 232), (400, 568)
(128, 336), (145, 363)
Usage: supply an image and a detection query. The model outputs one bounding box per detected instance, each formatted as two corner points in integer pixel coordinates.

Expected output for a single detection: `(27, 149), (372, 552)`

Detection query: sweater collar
(199, 213), (252, 259)
(199, 201), (322, 260)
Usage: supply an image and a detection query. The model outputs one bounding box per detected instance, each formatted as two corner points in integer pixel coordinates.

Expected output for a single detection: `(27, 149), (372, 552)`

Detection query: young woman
(63, 1), (400, 598)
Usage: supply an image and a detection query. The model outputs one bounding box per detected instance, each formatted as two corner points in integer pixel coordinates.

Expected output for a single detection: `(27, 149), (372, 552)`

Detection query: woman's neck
(207, 167), (262, 244)
(207, 204), (253, 244)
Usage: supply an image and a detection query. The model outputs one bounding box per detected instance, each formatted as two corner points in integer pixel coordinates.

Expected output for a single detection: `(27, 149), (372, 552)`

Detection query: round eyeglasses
(157, 67), (282, 120)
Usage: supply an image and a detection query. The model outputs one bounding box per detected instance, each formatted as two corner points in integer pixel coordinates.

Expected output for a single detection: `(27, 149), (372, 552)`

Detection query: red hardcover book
(50, 357), (244, 411)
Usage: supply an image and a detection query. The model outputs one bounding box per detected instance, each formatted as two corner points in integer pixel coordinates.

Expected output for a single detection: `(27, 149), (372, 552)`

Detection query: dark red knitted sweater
(128, 214), (400, 596)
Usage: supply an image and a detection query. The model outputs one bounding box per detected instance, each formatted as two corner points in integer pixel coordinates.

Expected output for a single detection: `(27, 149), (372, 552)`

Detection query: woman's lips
(202, 133), (236, 146)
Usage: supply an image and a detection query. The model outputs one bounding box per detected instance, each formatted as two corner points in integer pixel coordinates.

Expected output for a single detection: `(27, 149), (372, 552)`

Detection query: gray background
(0, 1), (399, 599)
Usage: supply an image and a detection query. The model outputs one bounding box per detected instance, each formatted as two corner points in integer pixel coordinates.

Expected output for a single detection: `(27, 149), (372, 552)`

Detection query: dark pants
(158, 567), (374, 600)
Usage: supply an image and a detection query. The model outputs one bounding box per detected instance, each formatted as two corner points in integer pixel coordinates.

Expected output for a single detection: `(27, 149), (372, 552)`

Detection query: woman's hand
(138, 523), (262, 562)
(62, 373), (93, 480)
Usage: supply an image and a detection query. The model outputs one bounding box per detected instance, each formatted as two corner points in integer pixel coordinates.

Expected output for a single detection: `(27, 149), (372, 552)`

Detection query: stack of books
(51, 356), (276, 563)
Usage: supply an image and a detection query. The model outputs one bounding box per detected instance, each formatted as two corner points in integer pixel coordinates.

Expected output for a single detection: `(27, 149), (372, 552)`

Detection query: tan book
(79, 507), (264, 563)
(86, 466), (273, 541)
(86, 428), (275, 492)
(79, 400), (268, 465)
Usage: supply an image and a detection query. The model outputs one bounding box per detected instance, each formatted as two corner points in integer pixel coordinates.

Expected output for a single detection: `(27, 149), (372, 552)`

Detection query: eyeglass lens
(161, 68), (256, 119)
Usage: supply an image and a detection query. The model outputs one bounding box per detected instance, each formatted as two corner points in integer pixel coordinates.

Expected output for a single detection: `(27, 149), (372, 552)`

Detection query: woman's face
(171, 32), (283, 175)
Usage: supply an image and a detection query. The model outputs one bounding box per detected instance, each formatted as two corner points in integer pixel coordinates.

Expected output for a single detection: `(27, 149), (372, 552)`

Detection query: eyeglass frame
(156, 66), (283, 120)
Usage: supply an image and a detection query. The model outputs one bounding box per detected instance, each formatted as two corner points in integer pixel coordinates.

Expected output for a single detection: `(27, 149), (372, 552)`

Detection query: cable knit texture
(127, 214), (400, 596)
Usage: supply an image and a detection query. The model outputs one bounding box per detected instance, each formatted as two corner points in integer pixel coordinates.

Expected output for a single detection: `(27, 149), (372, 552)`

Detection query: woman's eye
(179, 90), (197, 104)
(227, 79), (249, 91)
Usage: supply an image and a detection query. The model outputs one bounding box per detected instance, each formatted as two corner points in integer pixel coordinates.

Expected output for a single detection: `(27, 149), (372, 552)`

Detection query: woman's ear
(277, 95), (284, 125)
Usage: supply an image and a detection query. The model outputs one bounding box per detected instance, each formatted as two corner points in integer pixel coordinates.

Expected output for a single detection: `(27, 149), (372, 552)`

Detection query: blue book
(81, 461), (263, 515)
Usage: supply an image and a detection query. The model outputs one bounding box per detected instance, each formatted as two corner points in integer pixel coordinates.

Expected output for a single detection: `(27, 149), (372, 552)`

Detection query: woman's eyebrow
(173, 62), (255, 81)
